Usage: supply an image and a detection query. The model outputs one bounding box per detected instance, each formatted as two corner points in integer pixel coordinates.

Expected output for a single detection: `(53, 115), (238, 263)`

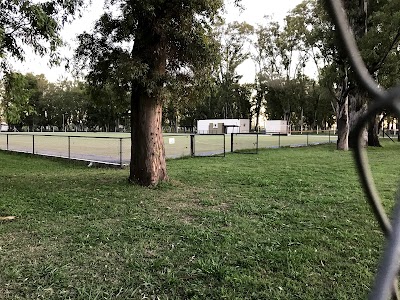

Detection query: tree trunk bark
(336, 96), (349, 150)
(129, 20), (168, 186)
(130, 91), (168, 186)
(254, 102), (261, 132)
(368, 114), (382, 147)
(348, 94), (367, 148)
(253, 87), (264, 132)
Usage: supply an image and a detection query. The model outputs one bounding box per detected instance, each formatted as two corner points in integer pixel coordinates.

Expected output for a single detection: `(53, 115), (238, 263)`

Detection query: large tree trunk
(348, 93), (367, 148)
(129, 20), (168, 186)
(368, 114), (382, 147)
(130, 91), (168, 186)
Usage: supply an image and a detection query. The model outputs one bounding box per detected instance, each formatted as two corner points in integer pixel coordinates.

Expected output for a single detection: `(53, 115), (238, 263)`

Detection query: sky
(11, 0), (305, 83)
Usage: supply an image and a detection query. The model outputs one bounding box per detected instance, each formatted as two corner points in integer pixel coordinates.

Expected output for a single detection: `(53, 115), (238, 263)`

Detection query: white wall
(265, 120), (289, 134)
(197, 119), (250, 134)
(0, 122), (9, 132)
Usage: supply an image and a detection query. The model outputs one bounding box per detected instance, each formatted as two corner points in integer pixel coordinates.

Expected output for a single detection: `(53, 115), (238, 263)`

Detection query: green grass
(0, 141), (398, 299)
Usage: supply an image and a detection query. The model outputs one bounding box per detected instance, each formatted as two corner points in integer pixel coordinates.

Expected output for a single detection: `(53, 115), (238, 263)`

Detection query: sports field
(0, 132), (336, 165)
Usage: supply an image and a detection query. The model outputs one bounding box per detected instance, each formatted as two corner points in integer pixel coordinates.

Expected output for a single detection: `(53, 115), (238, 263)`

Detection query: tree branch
(370, 28), (400, 73)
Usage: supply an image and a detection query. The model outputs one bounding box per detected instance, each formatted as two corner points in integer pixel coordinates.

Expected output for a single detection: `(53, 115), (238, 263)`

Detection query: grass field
(0, 132), (336, 165)
(1, 141), (399, 299)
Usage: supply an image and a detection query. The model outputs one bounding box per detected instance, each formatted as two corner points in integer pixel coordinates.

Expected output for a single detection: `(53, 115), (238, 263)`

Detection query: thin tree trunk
(337, 96), (349, 150)
(300, 108), (304, 134)
(368, 114), (382, 147)
(254, 100), (261, 132)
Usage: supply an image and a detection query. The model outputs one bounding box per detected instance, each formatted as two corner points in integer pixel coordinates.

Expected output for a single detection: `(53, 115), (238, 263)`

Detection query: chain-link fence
(0, 133), (131, 166)
(0, 131), (337, 166)
(327, 1), (400, 299)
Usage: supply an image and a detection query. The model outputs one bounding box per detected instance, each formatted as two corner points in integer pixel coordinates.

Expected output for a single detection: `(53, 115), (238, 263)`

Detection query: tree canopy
(0, 0), (84, 70)
(75, 0), (239, 186)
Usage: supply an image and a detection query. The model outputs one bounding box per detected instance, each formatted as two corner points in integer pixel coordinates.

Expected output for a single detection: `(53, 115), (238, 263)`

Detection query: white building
(0, 122), (8, 132)
(197, 119), (250, 134)
(265, 120), (290, 135)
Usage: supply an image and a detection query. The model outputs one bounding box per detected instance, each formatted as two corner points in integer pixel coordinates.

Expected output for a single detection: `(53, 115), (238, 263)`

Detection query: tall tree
(252, 19), (284, 131)
(75, 0), (235, 186)
(283, 0), (350, 149)
(214, 21), (253, 119)
(317, 0), (400, 148)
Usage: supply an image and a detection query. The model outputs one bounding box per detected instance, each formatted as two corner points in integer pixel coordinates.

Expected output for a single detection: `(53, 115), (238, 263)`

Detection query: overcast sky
(12, 0), (305, 83)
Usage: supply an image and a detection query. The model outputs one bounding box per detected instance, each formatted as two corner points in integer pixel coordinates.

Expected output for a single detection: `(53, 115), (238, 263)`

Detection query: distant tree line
(2, 1), (398, 143)
(2, 0), (400, 185)
(0, 73), (130, 132)
(161, 19), (335, 133)
(1, 9), (336, 134)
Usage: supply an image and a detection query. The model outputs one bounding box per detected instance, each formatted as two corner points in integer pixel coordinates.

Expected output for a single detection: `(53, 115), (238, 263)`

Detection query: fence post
(223, 134), (226, 157)
(7, 134), (9, 150)
(307, 132), (309, 146)
(190, 134), (195, 157)
(119, 138), (123, 167)
(32, 135), (35, 154)
(256, 133), (259, 154)
(231, 133), (234, 153)
(68, 136), (71, 159)
(329, 130), (331, 143)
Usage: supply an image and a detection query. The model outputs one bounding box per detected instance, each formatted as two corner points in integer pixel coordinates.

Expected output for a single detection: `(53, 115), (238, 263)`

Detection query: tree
(281, 0), (349, 148)
(251, 12), (324, 132)
(214, 21), (253, 119)
(265, 77), (302, 128)
(357, 0), (400, 146)
(0, 0), (84, 69)
(314, 0), (400, 149)
(75, 0), (236, 186)
(0, 0), (84, 127)
(252, 18), (286, 131)
(86, 83), (130, 132)
(2, 72), (35, 127)
(303, 81), (335, 130)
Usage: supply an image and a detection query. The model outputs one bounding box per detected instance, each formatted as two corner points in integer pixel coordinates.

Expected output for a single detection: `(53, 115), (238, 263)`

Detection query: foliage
(74, 0), (225, 90)
(75, 14), (254, 130)
(0, 72), (131, 132)
(213, 21), (253, 120)
(265, 75), (334, 130)
(43, 80), (90, 130)
(252, 18), (284, 80)
(85, 83), (130, 132)
(2, 72), (39, 126)
(0, 0), (84, 69)
(250, 10), (334, 131)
